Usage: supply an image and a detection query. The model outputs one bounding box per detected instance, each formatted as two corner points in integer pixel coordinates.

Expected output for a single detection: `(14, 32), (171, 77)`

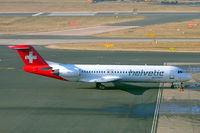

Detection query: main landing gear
(96, 83), (106, 90)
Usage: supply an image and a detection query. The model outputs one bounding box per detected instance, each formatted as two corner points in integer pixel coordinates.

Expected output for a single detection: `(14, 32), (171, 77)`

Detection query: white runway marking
(48, 12), (96, 16)
(32, 12), (43, 16)
(151, 82), (164, 133)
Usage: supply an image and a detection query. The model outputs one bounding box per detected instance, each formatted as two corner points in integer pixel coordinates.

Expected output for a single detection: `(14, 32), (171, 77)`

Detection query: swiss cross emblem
(25, 51), (37, 63)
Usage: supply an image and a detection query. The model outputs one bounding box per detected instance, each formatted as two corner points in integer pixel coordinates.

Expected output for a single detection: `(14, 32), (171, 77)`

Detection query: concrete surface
(0, 46), (160, 133)
(1, 35), (200, 45)
(157, 88), (200, 133)
(0, 12), (200, 27)
(157, 62), (200, 133)
(1, 46), (200, 133)
(26, 26), (137, 36)
(0, 46), (200, 133)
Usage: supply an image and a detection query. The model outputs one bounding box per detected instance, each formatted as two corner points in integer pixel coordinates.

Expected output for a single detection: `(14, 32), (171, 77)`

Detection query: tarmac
(1, 12), (200, 45)
(0, 12), (200, 27)
(25, 26), (138, 36)
(0, 45), (200, 133)
(0, 11), (200, 133)
(157, 87), (200, 133)
(110, 12), (200, 26)
(157, 62), (200, 133)
(1, 35), (200, 45)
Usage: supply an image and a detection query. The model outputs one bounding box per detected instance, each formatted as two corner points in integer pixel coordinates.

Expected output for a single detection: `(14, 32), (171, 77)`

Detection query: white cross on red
(25, 51), (37, 63)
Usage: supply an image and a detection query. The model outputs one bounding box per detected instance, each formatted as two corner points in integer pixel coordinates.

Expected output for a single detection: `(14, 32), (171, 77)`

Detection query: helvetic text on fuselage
(128, 70), (164, 77)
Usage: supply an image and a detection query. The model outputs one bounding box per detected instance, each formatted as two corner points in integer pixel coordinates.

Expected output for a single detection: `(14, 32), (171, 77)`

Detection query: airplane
(9, 45), (192, 89)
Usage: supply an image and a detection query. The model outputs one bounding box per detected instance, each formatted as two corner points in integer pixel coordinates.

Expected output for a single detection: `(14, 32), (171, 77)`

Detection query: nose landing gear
(171, 83), (175, 88)
(171, 82), (184, 91)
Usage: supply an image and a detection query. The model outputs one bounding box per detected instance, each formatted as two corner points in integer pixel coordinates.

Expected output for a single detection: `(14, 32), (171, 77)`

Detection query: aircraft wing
(80, 76), (121, 83)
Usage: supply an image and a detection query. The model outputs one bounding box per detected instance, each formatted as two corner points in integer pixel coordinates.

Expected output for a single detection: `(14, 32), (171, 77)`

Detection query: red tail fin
(8, 45), (48, 66)
(9, 45), (66, 81)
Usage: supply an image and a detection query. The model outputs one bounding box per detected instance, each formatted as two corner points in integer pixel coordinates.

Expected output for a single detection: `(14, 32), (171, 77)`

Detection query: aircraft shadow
(84, 82), (159, 95)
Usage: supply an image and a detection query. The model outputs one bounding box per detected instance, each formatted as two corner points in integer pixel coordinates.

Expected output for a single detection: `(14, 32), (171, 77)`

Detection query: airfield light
(104, 44), (114, 47)
(169, 47), (175, 51)
(147, 33), (156, 37)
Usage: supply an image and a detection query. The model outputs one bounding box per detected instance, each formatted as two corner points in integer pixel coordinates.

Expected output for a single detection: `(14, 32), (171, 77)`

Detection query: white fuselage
(47, 61), (192, 83)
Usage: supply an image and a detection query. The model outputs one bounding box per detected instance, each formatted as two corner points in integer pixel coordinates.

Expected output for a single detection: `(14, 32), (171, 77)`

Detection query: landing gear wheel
(96, 83), (101, 88)
(96, 83), (106, 90)
(171, 84), (174, 88)
(99, 85), (105, 90)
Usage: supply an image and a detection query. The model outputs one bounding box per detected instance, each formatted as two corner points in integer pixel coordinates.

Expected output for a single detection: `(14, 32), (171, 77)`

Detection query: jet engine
(57, 67), (80, 81)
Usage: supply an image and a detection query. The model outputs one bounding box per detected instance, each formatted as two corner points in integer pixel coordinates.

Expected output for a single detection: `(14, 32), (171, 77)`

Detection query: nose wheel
(171, 83), (174, 88)
(96, 83), (105, 90)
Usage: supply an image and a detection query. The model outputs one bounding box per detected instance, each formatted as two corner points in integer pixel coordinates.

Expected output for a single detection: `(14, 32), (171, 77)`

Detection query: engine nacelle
(60, 70), (79, 77)
(59, 68), (80, 81)
(52, 69), (59, 76)
(50, 63), (80, 81)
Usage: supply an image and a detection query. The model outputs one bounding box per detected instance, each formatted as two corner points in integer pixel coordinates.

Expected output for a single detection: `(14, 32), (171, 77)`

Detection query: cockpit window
(178, 70), (183, 73)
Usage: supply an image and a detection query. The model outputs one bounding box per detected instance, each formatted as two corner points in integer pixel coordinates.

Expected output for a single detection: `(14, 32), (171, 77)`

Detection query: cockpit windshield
(178, 70), (184, 73)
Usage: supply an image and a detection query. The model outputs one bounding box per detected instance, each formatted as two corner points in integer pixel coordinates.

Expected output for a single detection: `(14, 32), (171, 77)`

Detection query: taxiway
(0, 46), (200, 133)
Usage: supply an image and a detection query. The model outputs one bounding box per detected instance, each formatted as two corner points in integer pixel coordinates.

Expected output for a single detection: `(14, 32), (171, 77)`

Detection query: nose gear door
(169, 70), (174, 80)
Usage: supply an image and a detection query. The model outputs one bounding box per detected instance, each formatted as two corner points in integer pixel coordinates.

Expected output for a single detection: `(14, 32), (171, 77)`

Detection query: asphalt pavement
(0, 46), (200, 133)
(1, 12), (200, 45)
(111, 12), (200, 26)
(0, 12), (200, 27)
(0, 11), (200, 133)
(1, 35), (200, 45)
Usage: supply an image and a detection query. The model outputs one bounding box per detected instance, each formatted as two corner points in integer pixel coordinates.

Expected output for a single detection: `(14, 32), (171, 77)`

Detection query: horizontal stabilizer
(8, 45), (31, 50)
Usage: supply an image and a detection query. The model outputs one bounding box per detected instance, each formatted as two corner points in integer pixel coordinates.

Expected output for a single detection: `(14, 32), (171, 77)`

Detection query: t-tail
(8, 45), (66, 81)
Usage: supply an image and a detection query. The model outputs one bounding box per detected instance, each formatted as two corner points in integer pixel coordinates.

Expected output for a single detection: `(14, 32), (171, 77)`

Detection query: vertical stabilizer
(8, 45), (48, 66)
